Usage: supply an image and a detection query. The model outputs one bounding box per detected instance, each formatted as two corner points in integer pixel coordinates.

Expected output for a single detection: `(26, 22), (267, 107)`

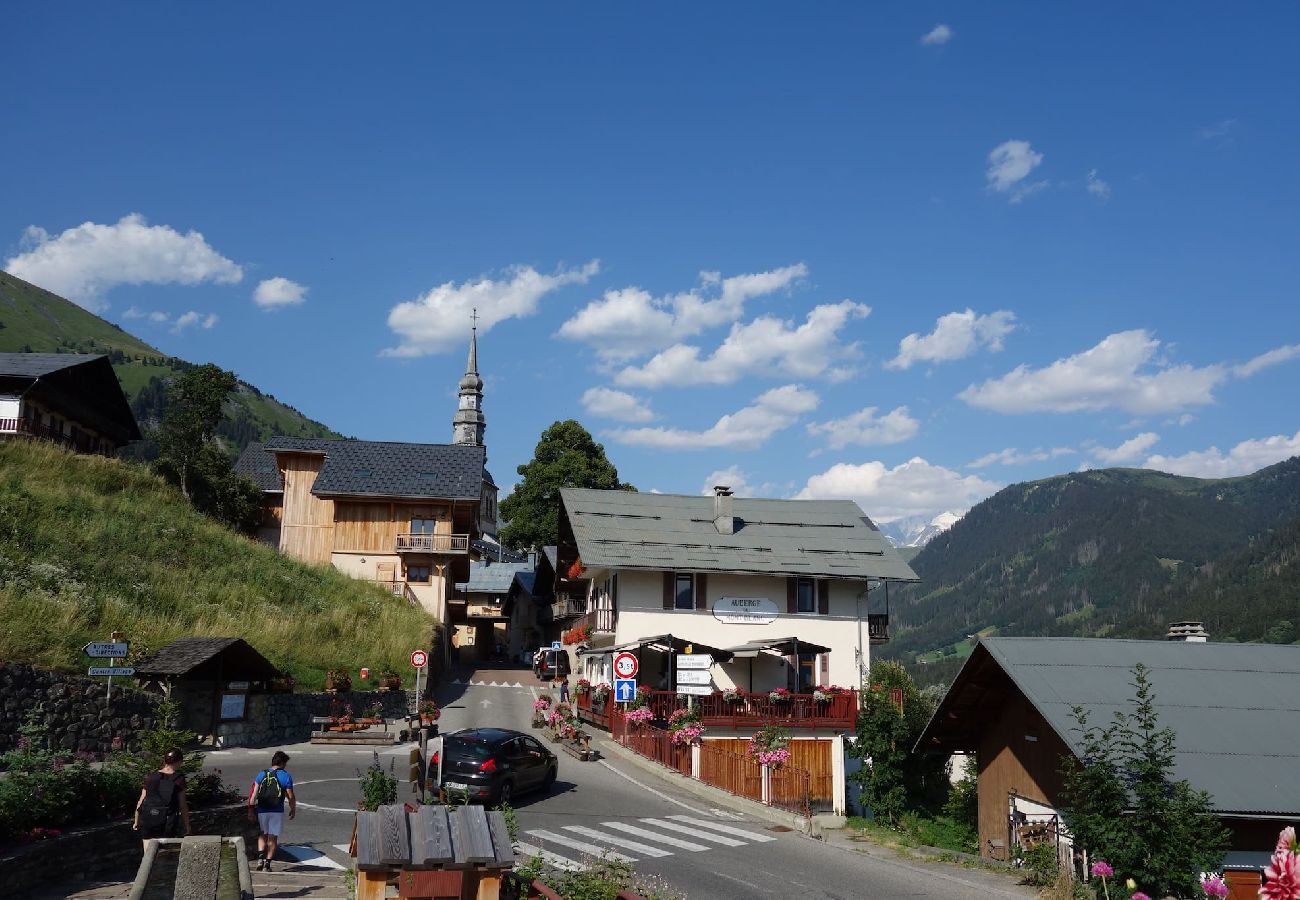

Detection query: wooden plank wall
(333, 503), (453, 553)
(709, 737), (833, 802)
(279, 454), (334, 564)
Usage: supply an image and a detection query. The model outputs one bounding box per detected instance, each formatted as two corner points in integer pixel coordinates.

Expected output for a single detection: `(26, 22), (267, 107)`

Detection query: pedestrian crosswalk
(518, 815), (777, 871)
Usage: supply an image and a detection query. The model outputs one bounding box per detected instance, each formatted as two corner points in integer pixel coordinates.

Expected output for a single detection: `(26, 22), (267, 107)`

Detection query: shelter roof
(560, 489), (918, 581)
(578, 633), (734, 662)
(917, 637), (1300, 817)
(726, 636), (832, 657)
(132, 637), (282, 680)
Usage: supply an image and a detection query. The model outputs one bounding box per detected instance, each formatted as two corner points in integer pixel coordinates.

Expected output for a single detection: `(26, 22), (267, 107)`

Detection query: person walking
(247, 751), (296, 871)
(558, 676), (570, 703)
(132, 748), (191, 849)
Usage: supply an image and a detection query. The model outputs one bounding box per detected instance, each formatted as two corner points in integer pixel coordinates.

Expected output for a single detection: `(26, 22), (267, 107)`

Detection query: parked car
(534, 648), (571, 681)
(435, 727), (558, 805)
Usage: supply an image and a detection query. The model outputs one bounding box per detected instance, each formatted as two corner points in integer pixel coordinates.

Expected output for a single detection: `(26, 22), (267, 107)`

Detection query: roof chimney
(713, 485), (735, 535)
(1165, 621), (1209, 642)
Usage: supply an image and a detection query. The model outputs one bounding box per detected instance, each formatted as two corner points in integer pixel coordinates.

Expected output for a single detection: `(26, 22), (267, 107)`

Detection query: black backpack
(140, 772), (178, 830)
(255, 769), (284, 809)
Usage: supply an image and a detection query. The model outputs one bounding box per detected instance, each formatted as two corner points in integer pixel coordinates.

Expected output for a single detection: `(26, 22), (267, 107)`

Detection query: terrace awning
(726, 636), (831, 658)
(577, 633), (734, 662)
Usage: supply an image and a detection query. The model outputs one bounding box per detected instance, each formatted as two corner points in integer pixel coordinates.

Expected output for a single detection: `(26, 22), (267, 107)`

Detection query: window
(797, 577), (816, 613)
(410, 517), (437, 534)
(674, 573), (694, 610)
(407, 565), (431, 583)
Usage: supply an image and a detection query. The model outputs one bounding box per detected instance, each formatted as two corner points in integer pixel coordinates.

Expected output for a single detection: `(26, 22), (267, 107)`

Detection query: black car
(436, 728), (558, 805)
(534, 648), (571, 681)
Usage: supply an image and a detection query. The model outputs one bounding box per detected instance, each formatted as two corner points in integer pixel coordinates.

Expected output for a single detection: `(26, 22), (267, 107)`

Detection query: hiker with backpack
(246, 751), (296, 871)
(132, 748), (191, 848)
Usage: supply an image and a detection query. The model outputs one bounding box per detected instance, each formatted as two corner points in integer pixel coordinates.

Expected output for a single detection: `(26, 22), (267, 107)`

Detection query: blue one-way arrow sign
(614, 678), (637, 703)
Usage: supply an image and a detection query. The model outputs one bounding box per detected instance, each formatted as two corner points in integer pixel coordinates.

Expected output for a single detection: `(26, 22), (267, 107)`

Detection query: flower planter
(380, 677), (402, 691)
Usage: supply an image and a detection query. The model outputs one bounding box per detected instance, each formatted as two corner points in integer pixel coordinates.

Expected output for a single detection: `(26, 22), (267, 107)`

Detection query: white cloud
(149, 311), (170, 323)
(614, 301), (869, 389)
(121, 307), (144, 320)
(699, 466), (776, 498)
(967, 446), (1075, 468)
(1086, 169), (1112, 200)
(920, 24), (953, 46)
(558, 263), (807, 361)
(1143, 431), (1300, 478)
(254, 276), (308, 309)
(1233, 344), (1300, 378)
(608, 384), (818, 451)
(796, 457), (1001, 524)
(958, 330), (1228, 415)
(384, 260), (599, 358)
(1090, 432), (1160, 465)
(887, 308), (1016, 370)
(3, 213), (242, 311)
(986, 140), (1046, 203)
(172, 311), (218, 333)
(580, 387), (655, 424)
(807, 405), (919, 449)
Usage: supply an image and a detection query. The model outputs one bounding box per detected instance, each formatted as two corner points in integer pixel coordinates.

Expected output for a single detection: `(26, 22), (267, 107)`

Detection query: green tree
(499, 420), (634, 551)
(1060, 664), (1228, 898)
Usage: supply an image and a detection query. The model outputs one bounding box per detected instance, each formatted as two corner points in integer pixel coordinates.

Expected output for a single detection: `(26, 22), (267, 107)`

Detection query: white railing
(394, 533), (469, 553)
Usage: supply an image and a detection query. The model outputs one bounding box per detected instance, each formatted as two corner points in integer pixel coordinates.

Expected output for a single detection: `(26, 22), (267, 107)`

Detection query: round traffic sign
(613, 651), (639, 679)
(411, 650), (428, 669)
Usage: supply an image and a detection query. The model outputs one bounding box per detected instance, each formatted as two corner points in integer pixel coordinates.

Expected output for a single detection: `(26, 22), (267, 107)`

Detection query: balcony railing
(394, 533), (469, 554)
(578, 606), (616, 636)
(366, 580), (406, 597)
(0, 418), (112, 456)
(867, 613), (890, 644)
(552, 596), (588, 619)
(579, 688), (857, 732)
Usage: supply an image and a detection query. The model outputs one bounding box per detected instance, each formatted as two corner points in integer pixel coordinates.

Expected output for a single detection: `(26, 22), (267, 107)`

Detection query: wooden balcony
(550, 596), (588, 620)
(0, 418), (113, 456)
(577, 688), (857, 733)
(394, 533), (469, 554)
(867, 613), (890, 644)
(577, 606), (616, 635)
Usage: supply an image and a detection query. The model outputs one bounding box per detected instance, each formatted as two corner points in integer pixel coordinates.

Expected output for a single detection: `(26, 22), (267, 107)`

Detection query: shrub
(357, 755), (398, 811)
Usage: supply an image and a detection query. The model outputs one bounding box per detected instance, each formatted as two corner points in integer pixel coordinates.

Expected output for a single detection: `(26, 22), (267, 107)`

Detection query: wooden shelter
(133, 637), (282, 739)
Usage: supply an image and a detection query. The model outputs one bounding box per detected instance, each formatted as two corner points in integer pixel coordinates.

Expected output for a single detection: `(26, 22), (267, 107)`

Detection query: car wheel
(496, 779), (514, 806)
(542, 766), (557, 793)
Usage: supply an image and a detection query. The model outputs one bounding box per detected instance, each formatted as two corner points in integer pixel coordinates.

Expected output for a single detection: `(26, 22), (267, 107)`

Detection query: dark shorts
(140, 818), (174, 839)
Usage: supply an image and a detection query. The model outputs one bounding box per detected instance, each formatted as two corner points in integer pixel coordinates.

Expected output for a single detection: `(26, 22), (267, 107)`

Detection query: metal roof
(918, 637), (1300, 816)
(577, 633), (735, 662)
(255, 437), (486, 500)
(560, 489), (919, 581)
(726, 636), (832, 657)
(455, 560), (533, 594)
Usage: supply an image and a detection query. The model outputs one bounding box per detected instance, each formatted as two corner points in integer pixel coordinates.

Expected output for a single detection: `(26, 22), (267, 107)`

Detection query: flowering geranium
(812, 688), (831, 703)
(768, 687), (791, 703)
(667, 707), (703, 745)
(747, 723), (792, 767)
(624, 707), (654, 726)
(1199, 876), (1228, 899)
(533, 696), (552, 712)
(592, 682), (610, 701)
(671, 724), (703, 745)
(575, 678), (592, 695)
(722, 687), (742, 702)
(1263, 825), (1300, 899)
(1091, 861), (1114, 878)
(1131, 893), (1150, 900)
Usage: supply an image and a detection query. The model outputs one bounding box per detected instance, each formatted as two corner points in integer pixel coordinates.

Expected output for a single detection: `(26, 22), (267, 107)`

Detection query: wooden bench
(352, 804), (515, 900)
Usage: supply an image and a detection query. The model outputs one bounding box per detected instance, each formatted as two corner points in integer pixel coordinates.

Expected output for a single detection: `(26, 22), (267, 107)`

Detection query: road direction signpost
(675, 654), (712, 670)
(85, 634), (131, 699)
(88, 667), (135, 677)
(675, 669), (712, 686)
(614, 678), (637, 703)
(613, 652), (639, 680)
(675, 684), (712, 696)
(83, 642), (129, 658)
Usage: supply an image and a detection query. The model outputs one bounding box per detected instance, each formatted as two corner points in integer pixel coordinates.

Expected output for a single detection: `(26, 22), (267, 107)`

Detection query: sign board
(712, 596), (779, 625)
(84, 642), (129, 658)
(88, 667), (135, 677)
(410, 650), (428, 669)
(614, 678), (637, 703)
(675, 684), (713, 696)
(675, 669), (712, 686)
(675, 654), (712, 670)
(551, 640), (563, 651)
(613, 652), (640, 680)
(219, 692), (247, 721)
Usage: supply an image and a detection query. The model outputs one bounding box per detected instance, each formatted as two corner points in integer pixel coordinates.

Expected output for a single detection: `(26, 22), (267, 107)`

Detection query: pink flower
(1131, 893), (1150, 900)
(1279, 827), (1298, 854)
(1262, 846), (1300, 900)
(1091, 860), (1114, 878)
(1200, 875), (1229, 898)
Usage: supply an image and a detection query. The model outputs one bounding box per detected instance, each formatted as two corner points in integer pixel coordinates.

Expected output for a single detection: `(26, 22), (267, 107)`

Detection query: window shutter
(786, 576), (798, 614)
(817, 580), (830, 615)
(695, 573), (708, 610)
(663, 571), (674, 610)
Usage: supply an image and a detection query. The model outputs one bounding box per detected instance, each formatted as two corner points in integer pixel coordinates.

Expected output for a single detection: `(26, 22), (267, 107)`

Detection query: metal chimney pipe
(713, 485), (734, 535)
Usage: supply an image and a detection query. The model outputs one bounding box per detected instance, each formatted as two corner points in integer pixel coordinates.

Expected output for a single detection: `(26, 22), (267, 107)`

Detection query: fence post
(761, 763), (771, 805)
(691, 742), (701, 779)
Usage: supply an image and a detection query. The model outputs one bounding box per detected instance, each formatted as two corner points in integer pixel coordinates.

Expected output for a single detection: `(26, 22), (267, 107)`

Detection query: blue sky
(4, 4), (1298, 526)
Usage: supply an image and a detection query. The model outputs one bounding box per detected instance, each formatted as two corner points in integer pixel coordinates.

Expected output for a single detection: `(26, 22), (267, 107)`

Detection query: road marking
(318, 750), (339, 754)
(296, 801), (364, 814)
(710, 807), (746, 820)
(599, 821), (709, 851)
(562, 825), (674, 858)
(278, 844), (345, 870)
(597, 760), (710, 815)
(511, 681), (524, 687)
(525, 829), (635, 862)
(514, 841), (585, 872)
(636, 818), (746, 847)
(664, 816), (777, 842)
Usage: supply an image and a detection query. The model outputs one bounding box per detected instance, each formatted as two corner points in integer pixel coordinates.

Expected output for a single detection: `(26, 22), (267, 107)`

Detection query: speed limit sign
(411, 650), (428, 669)
(613, 651), (639, 680)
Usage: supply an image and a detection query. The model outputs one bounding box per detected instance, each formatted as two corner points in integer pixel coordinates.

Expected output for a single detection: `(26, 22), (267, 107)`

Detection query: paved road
(204, 665), (1034, 899)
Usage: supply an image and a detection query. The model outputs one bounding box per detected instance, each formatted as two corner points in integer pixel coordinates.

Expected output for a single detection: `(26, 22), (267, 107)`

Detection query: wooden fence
(617, 722), (691, 775)
(697, 739), (763, 804)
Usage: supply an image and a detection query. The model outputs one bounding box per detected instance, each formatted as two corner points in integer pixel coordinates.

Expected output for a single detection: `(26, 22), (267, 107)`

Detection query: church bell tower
(452, 314), (486, 447)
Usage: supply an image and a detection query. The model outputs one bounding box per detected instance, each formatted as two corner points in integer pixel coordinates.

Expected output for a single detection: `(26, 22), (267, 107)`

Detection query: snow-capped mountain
(880, 511), (963, 548)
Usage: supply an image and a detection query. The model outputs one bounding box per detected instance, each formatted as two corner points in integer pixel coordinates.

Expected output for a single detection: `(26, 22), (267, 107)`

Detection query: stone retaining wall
(1, 803), (260, 900)
(215, 689), (412, 748)
(0, 662), (159, 757)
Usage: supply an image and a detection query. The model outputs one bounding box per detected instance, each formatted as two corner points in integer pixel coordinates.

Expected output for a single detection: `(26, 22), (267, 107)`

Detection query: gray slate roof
(925, 637), (1300, 816)
(244, 437), (486, 500)
(456, 560), (533, 594)
(233, 442), (282, 492)
(133, 637), (281, 679)
(560, 489), (919, 581)
(0, 352), (102, 378)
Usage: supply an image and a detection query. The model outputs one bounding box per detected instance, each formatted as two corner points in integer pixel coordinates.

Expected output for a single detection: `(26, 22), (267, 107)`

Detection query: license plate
(444, 780), (471, 791)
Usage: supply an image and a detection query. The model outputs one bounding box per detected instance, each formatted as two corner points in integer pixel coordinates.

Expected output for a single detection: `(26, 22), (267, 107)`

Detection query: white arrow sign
(675, 669), (713, 686)
(88, 667), (135, 677)
(675, 684), (713, 696)
(675, 654), (712, 670)
(84, 642), (129, 658)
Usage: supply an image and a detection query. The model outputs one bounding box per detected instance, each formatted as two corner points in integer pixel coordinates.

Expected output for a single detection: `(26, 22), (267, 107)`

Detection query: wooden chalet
(0, 352), (141, 455)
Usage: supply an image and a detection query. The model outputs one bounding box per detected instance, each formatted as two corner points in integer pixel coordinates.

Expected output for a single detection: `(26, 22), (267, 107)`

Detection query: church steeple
(452, 311), (486, 447)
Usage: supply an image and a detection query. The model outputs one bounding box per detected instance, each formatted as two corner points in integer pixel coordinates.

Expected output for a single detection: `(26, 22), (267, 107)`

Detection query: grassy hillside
(884, 457), (1300, 684)
(0, 440), (431, 688)
(0, 271), (342, 452)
